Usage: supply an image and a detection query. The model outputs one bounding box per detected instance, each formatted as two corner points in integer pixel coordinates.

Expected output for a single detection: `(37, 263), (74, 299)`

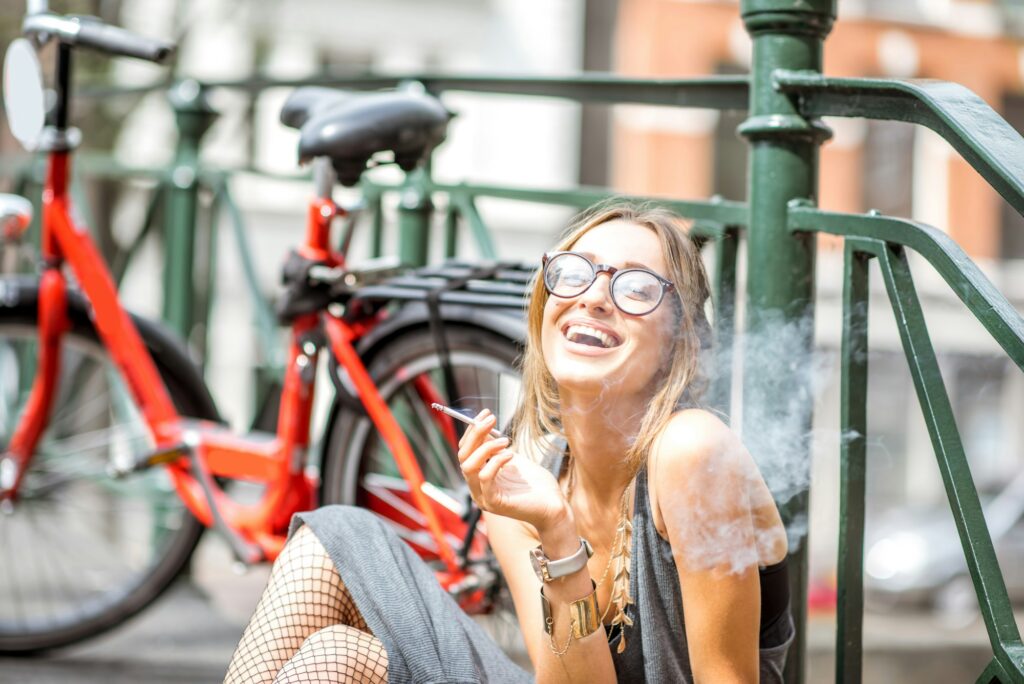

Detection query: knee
(302, 625), (389, 678)
(274, 523), (332, 575)
(301, 623), (362, 648)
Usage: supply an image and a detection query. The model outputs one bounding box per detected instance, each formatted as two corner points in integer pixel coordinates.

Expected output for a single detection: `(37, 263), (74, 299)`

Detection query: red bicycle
(0, 6), (528, 654)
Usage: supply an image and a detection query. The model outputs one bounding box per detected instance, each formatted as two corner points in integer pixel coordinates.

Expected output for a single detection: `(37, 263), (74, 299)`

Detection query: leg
(224, 524), (372, 683)
(272, 624), (389, 684)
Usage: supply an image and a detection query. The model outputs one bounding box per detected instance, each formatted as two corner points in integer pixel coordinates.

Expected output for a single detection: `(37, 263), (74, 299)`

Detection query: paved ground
(0, 535), (269, 684)
(0, 533), (1013, 683)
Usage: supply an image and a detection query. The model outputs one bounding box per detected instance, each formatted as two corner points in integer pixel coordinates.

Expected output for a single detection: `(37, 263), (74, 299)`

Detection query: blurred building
(1, 0), (1021, 621)
(104, 0), (589, 429)
(613, 0), (1024, 602)
(614, 0), (1024, 258)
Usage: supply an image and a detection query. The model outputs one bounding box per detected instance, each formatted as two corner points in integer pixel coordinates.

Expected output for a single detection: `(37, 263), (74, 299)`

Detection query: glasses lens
(612, 270), (663, 315)
(544, 253), (594, 297)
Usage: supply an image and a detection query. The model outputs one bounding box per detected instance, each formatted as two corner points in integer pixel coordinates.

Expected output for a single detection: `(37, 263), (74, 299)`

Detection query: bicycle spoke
(26, 495), (181, 526)
(0, 323), (198, 648)
(37, 421), (148, 459)
(23, 503), (82, 627)
(0, 514), (25, 626)
(399, 381), (461, 488)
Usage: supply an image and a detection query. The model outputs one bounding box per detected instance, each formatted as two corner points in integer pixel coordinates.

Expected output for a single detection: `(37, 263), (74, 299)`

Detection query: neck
(559, 388), (645, 503)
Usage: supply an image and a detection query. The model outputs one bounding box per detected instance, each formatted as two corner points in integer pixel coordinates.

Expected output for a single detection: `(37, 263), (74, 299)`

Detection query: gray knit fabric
(291, 506), (531, 684)
(293, 450), (793, 683)
(543, 450), (794, 684)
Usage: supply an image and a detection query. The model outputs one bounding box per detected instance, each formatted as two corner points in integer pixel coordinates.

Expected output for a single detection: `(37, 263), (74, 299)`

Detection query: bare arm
(651, 409), (787, 683)
(484, 511), (617, 684)
(458, 411), (616, 684)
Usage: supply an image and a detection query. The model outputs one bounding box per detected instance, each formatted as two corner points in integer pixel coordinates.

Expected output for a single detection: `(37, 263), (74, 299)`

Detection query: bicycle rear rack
(345, 260), (534, 314)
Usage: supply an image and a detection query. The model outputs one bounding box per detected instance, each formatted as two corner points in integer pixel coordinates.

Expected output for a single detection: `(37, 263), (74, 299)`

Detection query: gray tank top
(543, 449), (794, 683)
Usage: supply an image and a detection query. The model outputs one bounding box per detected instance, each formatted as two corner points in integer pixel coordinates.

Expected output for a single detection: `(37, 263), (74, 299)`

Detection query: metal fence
(3, 0), (1023, 680)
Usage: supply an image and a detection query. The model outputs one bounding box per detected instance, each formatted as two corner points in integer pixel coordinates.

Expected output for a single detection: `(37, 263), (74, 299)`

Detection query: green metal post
(397, 167), (433, 267)
(163, 79), (216, 344)
(708, 226), (739, 417)
(836, 242), (871, 683)
(738, 2), (835, 682)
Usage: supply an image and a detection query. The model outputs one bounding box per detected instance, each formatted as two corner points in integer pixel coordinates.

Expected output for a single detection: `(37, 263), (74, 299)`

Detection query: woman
(224, 202), (793, 684)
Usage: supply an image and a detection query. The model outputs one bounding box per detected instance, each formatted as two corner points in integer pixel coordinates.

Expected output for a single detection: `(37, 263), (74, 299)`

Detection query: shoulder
(647, 409), (756, 536)
(650, 408), (746, 480)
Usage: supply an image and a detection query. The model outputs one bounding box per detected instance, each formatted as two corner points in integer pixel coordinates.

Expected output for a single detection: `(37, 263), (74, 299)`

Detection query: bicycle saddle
(281, 87), (451, 186)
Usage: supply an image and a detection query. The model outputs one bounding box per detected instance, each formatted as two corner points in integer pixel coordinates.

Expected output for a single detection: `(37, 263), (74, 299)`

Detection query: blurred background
(2, 0), (1023, 681)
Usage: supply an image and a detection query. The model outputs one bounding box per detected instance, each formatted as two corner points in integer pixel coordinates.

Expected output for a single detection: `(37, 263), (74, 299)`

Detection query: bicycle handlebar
(23, 13), (175, 64)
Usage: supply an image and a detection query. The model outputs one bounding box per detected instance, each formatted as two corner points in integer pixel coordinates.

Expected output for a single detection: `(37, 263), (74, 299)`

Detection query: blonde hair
(511, 200), (713, 474)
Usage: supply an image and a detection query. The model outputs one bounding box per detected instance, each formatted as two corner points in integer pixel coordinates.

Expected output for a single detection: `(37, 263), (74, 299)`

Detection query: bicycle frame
(2, 43), (471, 578)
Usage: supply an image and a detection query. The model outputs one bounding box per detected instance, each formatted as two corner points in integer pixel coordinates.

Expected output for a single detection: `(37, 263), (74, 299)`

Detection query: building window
(863, 120), (914, 218)
(866, 350), (912, 508)
(1000, 92), (1024, 259)
(952, 354), (1009, 490)
(712, 63), (748, 202)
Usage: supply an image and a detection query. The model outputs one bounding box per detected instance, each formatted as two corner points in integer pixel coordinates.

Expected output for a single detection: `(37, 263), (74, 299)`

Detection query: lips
(561, 322), (622, 349)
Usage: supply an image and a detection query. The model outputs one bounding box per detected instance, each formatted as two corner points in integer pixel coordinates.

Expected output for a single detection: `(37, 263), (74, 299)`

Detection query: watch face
(530, 549), (545, 579)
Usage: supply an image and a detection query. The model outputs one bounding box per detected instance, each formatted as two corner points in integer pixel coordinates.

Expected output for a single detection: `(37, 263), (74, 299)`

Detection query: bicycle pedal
(108, 443), (191, 478)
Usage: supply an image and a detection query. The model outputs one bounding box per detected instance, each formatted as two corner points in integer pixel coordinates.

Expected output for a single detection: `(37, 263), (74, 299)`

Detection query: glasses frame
(541, 250), (676, 316)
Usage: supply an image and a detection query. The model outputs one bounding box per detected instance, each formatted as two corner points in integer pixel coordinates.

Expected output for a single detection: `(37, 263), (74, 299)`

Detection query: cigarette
(430, 403), (505, 438)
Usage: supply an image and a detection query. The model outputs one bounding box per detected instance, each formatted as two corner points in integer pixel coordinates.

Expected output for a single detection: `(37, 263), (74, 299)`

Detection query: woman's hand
(457, 410), (568, 532)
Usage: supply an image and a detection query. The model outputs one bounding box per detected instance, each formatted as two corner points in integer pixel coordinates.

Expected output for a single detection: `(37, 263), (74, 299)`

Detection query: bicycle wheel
(0, 283), (218, 653)
(321, 323), (529, 666)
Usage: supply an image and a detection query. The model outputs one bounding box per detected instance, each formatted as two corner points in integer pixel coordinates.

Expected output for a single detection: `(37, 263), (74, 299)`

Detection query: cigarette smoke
(722, 311), (839, 560)
(657, 310), (847, 575)
(522, 304), (842, 576)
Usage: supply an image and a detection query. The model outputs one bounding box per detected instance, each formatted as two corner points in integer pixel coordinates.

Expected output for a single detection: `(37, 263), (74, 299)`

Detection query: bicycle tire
(0, 279), (219, 654)
(320, 322), (530, 666)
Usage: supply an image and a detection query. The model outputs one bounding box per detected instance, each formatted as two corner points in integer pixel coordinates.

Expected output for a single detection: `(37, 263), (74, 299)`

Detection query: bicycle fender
(0, 276), (220, 422)
(318, 301), (525, 476)
(353, 301), (526, 359)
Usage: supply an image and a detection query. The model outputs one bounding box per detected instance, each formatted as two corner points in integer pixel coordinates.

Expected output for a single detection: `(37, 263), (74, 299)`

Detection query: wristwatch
(530, 538), (593, 583)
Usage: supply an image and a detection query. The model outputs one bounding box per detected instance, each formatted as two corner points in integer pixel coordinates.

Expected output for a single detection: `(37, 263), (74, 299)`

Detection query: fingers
(457, 410), (497, 463)
(464, 444), (514, 512)
(461, 436), (509, 475)
(479, 449), (514, 482)
(457, 409), (489, 450)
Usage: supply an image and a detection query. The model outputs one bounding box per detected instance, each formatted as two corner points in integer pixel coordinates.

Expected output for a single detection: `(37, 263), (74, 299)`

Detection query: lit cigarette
(430, 403), (505, 438)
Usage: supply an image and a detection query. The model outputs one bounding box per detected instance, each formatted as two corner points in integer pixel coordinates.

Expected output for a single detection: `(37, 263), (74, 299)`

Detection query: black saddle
(281, 86), (451, 186)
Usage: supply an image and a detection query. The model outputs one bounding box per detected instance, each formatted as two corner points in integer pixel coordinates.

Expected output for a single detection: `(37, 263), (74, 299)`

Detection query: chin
(550, 356), (629, 395)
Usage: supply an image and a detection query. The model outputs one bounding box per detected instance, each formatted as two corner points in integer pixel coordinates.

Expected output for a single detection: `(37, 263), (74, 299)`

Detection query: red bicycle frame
(2, 146), (479, 583)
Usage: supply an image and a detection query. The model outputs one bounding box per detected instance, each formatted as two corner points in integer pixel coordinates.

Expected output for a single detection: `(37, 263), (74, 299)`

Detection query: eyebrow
(575, 251), (655, 271)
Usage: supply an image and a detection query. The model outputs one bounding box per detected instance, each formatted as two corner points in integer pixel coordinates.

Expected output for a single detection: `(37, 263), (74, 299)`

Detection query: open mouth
(563, 324), (621, 349)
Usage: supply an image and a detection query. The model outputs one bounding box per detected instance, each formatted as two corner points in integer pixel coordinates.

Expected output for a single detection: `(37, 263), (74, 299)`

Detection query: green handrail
(774, 72), (1024, 216)
(789, 206), (1024, 370)
(79, 72), (749, 111)
(790, 207), (1024, 681)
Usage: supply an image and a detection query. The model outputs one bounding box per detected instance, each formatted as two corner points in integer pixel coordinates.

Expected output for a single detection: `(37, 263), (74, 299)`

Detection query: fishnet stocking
(272, 624), (389, 683)
(224, 525), (388, 683)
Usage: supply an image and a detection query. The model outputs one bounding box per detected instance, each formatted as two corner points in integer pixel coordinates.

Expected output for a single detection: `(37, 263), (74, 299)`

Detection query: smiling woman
(223, 201), (793, 684)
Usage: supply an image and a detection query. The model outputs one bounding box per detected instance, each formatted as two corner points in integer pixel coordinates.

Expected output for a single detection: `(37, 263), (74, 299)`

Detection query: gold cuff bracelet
(540, 581), (601, 640)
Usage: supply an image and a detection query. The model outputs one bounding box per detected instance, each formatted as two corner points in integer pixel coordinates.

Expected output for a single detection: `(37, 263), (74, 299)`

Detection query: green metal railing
(4, 0), (1024, 680)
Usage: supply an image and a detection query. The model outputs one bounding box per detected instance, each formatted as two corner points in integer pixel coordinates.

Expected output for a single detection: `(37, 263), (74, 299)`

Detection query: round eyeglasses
(541, 251), (675, 316)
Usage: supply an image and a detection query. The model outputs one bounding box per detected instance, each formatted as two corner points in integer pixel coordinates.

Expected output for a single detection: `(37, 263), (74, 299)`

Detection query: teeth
(565, 324), (617, 348)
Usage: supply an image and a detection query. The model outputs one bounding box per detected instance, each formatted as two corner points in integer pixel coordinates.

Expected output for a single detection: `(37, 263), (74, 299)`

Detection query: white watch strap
(544, 538), (593, 579)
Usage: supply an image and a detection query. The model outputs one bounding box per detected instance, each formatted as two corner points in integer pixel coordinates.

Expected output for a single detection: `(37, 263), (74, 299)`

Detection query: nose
(575, 272), (614, 313)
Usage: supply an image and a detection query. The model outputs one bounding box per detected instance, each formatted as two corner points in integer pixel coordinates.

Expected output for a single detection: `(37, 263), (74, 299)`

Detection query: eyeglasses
(541, 251), (675, 316)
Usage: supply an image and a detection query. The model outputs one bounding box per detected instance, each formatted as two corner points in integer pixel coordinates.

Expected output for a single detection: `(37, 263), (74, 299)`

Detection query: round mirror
(3, 38), (46, 149)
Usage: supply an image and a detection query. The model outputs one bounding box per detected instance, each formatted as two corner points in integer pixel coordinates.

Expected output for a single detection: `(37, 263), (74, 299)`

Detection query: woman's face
(541, 220), (677, 402)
